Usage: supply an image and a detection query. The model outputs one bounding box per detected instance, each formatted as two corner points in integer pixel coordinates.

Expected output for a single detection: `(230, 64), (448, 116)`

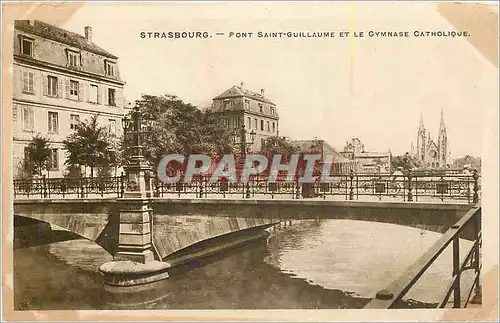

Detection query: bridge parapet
(364, 202), (482, 309)
(14, 170), (480, 203)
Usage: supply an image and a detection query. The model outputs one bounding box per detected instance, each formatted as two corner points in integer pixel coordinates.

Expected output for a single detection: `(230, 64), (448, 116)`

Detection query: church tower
(437, 109), (448, 167)
(416, 113), (426, 163)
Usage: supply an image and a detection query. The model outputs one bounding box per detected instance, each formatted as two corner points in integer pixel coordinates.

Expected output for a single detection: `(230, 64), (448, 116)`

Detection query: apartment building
(12, 20), (126, 177)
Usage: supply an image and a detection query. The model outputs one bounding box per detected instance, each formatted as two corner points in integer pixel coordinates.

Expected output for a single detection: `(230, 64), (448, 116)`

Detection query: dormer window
(20, 36), (34, 57)
(105, 61), (115, 77)
(66, 50), (80, 68)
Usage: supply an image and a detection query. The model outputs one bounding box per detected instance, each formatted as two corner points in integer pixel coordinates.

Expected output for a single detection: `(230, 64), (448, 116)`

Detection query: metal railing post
(120, 172), (125, 198)
(42, 175), (47, 198)
(407, 170), (413, 202)
(349, 169), (354, 200)
(472, 211), (482, 304)
(246, 182), (251, 198)
(473, 169), (479, 203)
(452, 234), (461, 308)
(80, 174), (85, 198)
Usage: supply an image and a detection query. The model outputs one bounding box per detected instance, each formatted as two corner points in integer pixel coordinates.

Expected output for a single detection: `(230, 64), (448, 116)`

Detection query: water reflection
(14, 218), (474, 310)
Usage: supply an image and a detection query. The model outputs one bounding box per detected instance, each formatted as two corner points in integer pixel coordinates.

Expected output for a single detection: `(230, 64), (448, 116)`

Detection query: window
(47, 76), (58, 96)
(225, 118), (229, 128)
(253, 118), (257, 129)
(270, 107), (275, 116)
(22, 106), (34, 131)
(108, 119), (116, 134)
(108, 88), (116, 106)
(67, 51), (80, 68)
(69, 80), (79, 99)
(48, 111), (59, 133)
(105, 61), (115, 77)
(244, 100), (250, 110)
(48, 149), (59, 170)
(260, 120), (264, 131)
(247, 117), (251, 128)
(70, 114), (80, 130)
(267, 121), (270, 132)
(24, 147), (30, 160)
(272, 122), (276, 133)
(89, 85), (98, 103)
(259, 103), (263, 113)
(21, 37), (33, 56)
(22, 69), (35, 94)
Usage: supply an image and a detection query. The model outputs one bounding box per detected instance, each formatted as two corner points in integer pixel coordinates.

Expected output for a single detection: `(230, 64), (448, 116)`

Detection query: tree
(63, 115), (119, 178)
(23, 134), (52, 176)
(391, 152), (421, 171)
(122, 94), (234, 168)
(260, 136), (298, 157)
(453, 155), (481, 171)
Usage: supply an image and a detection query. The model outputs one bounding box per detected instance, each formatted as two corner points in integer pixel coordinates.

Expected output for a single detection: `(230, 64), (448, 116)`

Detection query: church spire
(439, 109), (446, 133)
(419, 112), (425, 130)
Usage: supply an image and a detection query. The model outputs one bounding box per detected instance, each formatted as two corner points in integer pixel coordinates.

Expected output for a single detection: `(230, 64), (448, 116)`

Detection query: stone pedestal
(115, 158), (155, 264)
(115, 199), (155, 264)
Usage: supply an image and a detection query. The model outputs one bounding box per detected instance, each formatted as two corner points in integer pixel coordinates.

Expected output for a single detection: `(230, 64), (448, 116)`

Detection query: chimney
(84, 26), (92, 42)
(240, 82), (244, 88)
(261, 89), (265, 96)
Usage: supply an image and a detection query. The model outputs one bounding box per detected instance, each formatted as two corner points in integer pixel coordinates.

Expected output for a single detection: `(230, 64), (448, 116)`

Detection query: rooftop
(213, 84), (275, 105)
(14, 20), (118, 59)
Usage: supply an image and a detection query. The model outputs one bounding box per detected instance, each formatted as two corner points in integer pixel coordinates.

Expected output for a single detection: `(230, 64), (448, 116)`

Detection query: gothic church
(411, 110), (450, 169)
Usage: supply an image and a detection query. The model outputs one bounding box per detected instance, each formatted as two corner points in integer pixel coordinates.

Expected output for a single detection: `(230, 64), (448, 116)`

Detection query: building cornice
(13, 98), (125, 118)
(14, 54), (126, 87)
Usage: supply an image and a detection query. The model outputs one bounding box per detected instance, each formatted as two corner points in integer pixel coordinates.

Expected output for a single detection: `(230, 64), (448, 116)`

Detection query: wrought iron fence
(14, 175), (124, 199)
(14, 169), (480, 203)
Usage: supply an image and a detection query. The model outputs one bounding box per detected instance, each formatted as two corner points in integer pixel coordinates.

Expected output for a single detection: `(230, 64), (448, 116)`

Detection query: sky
(58, 2), (497, 158)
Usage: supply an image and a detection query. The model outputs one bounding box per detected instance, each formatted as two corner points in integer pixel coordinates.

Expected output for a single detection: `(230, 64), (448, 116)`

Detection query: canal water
(13, 219), (474, 310)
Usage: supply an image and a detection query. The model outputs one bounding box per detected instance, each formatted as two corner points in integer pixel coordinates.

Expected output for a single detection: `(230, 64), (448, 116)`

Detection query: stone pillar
(116, 199), (154, 263)
(116, 158), (156, 263)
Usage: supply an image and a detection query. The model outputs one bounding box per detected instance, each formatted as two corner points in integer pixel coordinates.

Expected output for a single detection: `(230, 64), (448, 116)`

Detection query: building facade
(210, 82), (279, 152)
(13, 20), (126, 177)
(412, 110), (449, 168)
(289, 139), (358, 175)
(340, 138), (392, 173)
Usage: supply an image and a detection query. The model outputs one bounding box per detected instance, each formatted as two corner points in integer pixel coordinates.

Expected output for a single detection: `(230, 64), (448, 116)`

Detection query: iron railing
(13, 175), (125, 199)
(13, 169), (480, 203)
(364, 202), (482, 308)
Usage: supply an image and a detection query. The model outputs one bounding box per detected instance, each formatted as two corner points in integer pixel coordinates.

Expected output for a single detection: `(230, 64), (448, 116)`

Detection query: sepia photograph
(2, 1), (499, 322)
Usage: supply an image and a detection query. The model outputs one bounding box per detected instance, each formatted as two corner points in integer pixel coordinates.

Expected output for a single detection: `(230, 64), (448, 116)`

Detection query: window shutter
(78, 82), (84, 101)
(57, 77), (63, 98)
(65, 78), (70, 98)
(29, 107), (34, 130)
(21, 68), (26, 91)
(32, 70), (38, 94)
(97, 85), (101, 104)
(42, 73), (48, 96)
(48, 112), (52, 133)
(103, 87), (108, 105)
(12, 106), (18, 121)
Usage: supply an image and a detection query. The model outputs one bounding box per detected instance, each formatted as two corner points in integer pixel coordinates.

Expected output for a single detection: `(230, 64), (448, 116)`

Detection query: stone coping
(13, 197), (472, 210)
(99, 260), (171, 275)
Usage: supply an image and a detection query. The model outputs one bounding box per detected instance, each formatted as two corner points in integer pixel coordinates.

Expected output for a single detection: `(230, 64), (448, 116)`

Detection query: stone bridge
(14, 198), (474, 260)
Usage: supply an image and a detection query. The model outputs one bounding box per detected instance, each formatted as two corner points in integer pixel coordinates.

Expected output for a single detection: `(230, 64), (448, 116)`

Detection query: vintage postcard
(2, 1), (499, 322)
